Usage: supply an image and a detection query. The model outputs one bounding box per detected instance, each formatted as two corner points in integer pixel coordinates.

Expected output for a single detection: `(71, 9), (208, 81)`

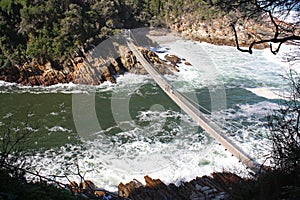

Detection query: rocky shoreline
(69, 172), (244, 200)
(170, 14), (276, 49)
(0, 45), (186, 86)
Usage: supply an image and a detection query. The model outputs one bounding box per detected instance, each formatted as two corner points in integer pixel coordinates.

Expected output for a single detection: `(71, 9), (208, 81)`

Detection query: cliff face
(170, 14), (274, 49)
(0, 60), (75, 86)
(0, 46), (181, 86)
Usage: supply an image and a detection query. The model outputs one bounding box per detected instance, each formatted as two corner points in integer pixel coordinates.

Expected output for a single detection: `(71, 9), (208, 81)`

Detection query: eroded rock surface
(0, 46), (180, 86)
(118, 172), (243, 200)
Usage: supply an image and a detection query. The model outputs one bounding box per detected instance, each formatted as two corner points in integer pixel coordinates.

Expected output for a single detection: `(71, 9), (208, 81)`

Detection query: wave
(26, 133), (248, 190)
(246, 87), (287, 100)
(262, 43), (300, 72)
(0, 73), (151, 94)
(24, 100), (275, 189)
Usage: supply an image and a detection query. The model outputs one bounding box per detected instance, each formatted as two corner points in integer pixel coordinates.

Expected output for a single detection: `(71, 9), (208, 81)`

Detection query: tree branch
(230, 1), (299, 54)
(231, 23), (253, 53)
(268, 10), (279, 39)
(231, 23), (300, 54)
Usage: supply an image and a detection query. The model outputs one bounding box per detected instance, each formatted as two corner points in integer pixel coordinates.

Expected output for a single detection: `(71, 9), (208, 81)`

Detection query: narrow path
(127, 38), (262, 174)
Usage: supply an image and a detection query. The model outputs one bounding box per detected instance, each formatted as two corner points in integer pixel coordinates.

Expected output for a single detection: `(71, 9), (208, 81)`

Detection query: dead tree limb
(230, 1), (299, 54)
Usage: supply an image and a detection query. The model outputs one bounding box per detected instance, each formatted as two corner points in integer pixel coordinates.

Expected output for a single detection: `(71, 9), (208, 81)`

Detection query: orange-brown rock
(170, 14), (273, 49)
(67, 181), (80, 194)
(185, 61), (192, 66)
(118, 179), (143, 198)
(0, 45), (184, 86)
(164, 54), (182, 65)
(116, 172), (244, 200)
(94, 190), (105, 197)
(80, 180), (97, 190)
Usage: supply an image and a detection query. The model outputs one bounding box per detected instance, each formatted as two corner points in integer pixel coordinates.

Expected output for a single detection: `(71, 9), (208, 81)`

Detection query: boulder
(102, 66), (116, 83)
(80, 180), (97, 190)
(185, 61), (192, 66)
(73, 57), (84, 64)
(94, 191), (105, 197)
(164, 54), (182, 64)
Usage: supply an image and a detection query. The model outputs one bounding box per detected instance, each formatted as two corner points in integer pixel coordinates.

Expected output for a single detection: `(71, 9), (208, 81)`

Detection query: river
(0, 36), (298, 190)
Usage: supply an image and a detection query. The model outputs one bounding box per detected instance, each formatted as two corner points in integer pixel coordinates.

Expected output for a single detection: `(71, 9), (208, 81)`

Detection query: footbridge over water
(126, 36), (263, 174)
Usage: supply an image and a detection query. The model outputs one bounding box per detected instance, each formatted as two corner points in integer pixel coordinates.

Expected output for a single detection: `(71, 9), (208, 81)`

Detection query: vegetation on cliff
(0, 0), (224, 85)
(0, 0), (214, 70)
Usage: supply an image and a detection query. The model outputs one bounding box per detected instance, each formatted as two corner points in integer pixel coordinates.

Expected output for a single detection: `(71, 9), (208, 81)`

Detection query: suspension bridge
(126, 33), (263, 174)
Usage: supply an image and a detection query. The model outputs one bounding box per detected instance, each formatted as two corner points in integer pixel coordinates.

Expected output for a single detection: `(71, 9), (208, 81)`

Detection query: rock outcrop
(0, 61), (75, 86)
(0, 46), (180, 86)
(170, 14), (275, 49)
(68, 172), (244, 200)
(118, 172), (243, 200)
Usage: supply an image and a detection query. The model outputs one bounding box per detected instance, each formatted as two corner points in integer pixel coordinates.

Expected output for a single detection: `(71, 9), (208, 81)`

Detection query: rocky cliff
(0, 46), (182, 86)
(68, 172), (243, 200)
(170, 14), (274, 49)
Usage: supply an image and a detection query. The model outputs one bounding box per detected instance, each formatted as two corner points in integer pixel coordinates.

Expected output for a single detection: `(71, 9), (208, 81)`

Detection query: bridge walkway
(126, 37), (262, 174)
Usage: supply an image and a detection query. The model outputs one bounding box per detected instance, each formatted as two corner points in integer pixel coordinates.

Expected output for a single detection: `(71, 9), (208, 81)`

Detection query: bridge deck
(127, 38), (262, 174)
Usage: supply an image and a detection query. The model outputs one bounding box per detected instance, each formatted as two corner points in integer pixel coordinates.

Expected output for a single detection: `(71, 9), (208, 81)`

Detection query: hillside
(0, 0), (276, 86)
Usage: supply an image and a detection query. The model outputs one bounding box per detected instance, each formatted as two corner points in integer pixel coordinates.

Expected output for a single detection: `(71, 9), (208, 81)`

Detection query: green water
(0, 83), (185, 150)
(0, 82), (272, 151)
(0, 93), (77, 149)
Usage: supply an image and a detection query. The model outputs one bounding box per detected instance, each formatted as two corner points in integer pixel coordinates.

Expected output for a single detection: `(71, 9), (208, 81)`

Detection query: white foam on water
(214, 101), (278, 163)
(26, 133), (248, 191)
(25, 104), (271, 189)
(246, 87), (287, 100)
(236, 101), (278, 118)
(0, 73), (150, 94)
(199, 42), (288, 89)
(262, 44), (300, 72)
(0, 80), (17, 87)
(46, 126), (72, 133)
(3, 112), (13, 118)
(115, 73), (151, 89)
(152, 39), (293, 95)
(154, 40), (221, 90)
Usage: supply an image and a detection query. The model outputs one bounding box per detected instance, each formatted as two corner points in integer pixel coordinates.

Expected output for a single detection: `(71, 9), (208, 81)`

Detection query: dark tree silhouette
(268, 69), (300, 173)
(220, 0), (299, 54)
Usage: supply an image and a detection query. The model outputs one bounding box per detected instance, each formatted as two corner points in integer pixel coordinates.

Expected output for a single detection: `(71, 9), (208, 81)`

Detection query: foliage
(0, 169), (86, 200)
(0, 0), (222, 69)
(0, 115), (37, 178)
(268, 70), (300, 173)
(0, 0), (297, 68)
(229, 170), (300, 199)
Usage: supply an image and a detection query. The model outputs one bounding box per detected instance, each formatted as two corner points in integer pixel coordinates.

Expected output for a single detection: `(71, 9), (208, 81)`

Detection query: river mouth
(0, 36), (295, 189)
